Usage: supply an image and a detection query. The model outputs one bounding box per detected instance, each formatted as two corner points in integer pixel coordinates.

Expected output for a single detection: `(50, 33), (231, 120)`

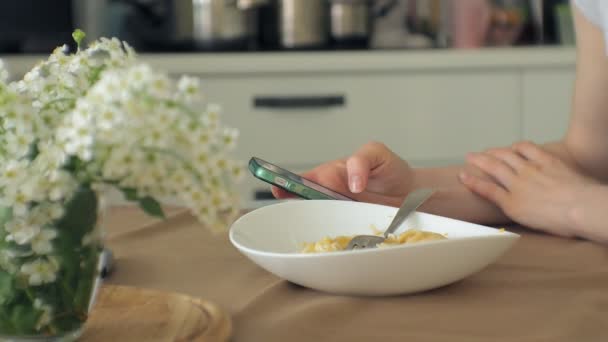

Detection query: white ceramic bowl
(229, 200), (519, 296)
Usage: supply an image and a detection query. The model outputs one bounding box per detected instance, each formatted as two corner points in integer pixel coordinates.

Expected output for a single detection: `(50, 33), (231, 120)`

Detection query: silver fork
(345, 188), (435, 250)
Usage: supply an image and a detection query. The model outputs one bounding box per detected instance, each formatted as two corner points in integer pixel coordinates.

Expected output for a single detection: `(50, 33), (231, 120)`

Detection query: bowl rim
(229, 200), (521, 259)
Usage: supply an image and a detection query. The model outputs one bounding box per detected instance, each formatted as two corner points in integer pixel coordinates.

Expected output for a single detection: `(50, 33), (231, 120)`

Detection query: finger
(512, 141), (554, 166)
(459, 171), (509, 206)
(271, 186), (298, 199)
(486, 148), (527, 172)
(346, 142), (389, 193)
(466, 152), (516, 189)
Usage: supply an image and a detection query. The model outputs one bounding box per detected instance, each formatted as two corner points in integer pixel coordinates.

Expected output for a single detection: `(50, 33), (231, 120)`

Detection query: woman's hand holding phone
(271, 142), (415, 207)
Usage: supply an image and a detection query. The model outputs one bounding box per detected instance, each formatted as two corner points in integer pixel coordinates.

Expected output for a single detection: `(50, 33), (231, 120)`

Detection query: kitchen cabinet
(201, 71), (520, 167)
(1, 47), (577, 207)
(522, 68), (575, 143)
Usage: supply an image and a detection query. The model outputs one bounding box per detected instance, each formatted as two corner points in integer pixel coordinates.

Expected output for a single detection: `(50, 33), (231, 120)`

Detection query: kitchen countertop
(102, 204), (608, 342)
(1, 47), (576, 78)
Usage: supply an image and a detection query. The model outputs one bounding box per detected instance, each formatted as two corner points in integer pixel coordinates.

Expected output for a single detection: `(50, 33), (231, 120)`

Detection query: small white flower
(177, 75), (200, 94)
(31, 229), (58, 255)
(0, 160), (28, 186)
(34, 298), (53, 331)
(168, 169), (191, 193)
(20, 258), (58, 286)
(5, 132), (35, 158)
(98, 107), (123, 131)
(148, 74), (170, 99)
(47, 203), (65, 220)
(221, 127), (239, 150)
(0, 249), (17, 274)
(28, 206), (52, 227)
(46, 171), (77, 202)
(177, 76), (202, 103)
(5, 219), (40, 245)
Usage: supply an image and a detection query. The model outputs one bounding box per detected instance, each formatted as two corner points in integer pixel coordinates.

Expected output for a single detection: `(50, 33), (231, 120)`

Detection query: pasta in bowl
(229, 200), (519, 296)
(301, 229), (447, 253)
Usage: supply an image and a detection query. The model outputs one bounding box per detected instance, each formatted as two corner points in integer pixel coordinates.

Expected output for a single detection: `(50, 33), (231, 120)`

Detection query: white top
(574, 0), (608, 49)
(574, 0), (603, 27)
(574, 0), (608, 27)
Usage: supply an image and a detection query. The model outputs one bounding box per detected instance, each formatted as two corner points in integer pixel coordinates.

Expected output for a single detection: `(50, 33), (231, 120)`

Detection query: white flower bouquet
(0, 31), (242, 339)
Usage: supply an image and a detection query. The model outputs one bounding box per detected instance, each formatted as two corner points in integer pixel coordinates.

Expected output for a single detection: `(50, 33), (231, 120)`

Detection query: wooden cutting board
(81, 285), (232, 341)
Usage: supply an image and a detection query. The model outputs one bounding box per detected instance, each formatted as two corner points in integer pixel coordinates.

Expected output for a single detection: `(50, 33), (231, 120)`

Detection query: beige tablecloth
(103, 206), (608, 342)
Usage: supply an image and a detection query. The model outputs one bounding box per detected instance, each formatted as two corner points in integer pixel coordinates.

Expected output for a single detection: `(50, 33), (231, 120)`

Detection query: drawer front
(200, 71), (521, 167)
(195, 71), (521, 204)
(202, 75), (379, 167)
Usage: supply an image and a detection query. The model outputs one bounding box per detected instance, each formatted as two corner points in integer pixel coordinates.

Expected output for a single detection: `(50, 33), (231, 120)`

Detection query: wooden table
(101, 206), (608, 342)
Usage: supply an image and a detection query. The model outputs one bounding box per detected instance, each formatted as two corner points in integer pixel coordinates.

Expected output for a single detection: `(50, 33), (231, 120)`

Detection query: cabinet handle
(253, 95), (346, 109)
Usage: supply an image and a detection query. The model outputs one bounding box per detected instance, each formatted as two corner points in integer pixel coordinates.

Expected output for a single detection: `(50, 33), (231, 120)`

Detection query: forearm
(408, 140), (582, 226)
(542, 141), (592, 175)
(410, 141), (578, 189)
(538, 141), (604, 181)
(569, 184), (608, 244)
(411, 164), (509, 225)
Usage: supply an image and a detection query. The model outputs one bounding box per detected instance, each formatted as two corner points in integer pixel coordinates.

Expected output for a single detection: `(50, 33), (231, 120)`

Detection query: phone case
(248, 158), (339, 200)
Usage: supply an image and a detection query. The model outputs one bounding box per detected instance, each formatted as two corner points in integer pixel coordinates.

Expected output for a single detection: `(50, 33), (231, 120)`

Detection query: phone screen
(252, 157), (353, 201)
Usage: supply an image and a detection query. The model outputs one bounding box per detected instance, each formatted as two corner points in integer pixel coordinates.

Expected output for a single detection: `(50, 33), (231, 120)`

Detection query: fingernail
(350, 175), (362, 193)
(459, 171), (468, 182)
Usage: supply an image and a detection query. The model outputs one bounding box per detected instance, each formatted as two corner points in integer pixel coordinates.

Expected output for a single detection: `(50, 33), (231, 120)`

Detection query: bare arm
(414, 5), (608, 225)
(564, 5), (608, 180)
(274, 5), (608, 234)
(412, 164), (510, 224)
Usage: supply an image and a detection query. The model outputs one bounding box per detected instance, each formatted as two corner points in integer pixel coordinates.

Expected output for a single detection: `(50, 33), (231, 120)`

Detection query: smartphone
(249, 157), (353, 201)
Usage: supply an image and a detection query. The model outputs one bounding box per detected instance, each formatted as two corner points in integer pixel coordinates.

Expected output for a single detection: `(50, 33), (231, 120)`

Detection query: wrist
(567, 184), (608, 241)
(410, 167), (422, 190)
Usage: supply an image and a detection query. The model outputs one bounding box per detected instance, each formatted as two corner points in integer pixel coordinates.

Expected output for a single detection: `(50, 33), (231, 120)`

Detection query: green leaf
(26, 140), (39, 161)
(73, 248), (99, 312)
(139, 196), (165, 219)
(10, 303), (40, 334)
(55, 186), (98, 233)
(120, 187), (139, 202)
(0, 271), (14, 305)
(89, 65), (105, 84)
(72, 29), (86, 49)
(0, 206), (11, 225)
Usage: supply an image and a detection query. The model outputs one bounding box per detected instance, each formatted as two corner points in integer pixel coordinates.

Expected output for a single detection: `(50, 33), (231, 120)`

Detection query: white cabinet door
(200, 71), (521, 166)
(198, 71), (521, 204)
(522, 68), (576, 143)
(390, 70), (521, 165)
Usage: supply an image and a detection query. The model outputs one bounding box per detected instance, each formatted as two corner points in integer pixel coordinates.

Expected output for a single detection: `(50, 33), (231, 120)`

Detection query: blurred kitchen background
(0, 0), (576, 207)
(0, 0), (574, 53)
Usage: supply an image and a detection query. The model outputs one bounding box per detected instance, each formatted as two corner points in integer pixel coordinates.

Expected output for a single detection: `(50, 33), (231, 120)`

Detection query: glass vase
(0, 186), (103, 341)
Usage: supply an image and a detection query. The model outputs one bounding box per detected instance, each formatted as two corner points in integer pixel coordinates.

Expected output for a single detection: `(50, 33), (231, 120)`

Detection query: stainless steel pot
(120, 0), (268, 51)
(329, 0), (371, 46)
(192, 0), (266, 49)
(277, 0), (328, 49)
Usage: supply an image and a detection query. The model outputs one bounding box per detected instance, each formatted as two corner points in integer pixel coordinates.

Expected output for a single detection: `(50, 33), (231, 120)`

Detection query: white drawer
(200, 71), (521, 168)
(193, 71), (521, 204)
(202, 75), (379, 167)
